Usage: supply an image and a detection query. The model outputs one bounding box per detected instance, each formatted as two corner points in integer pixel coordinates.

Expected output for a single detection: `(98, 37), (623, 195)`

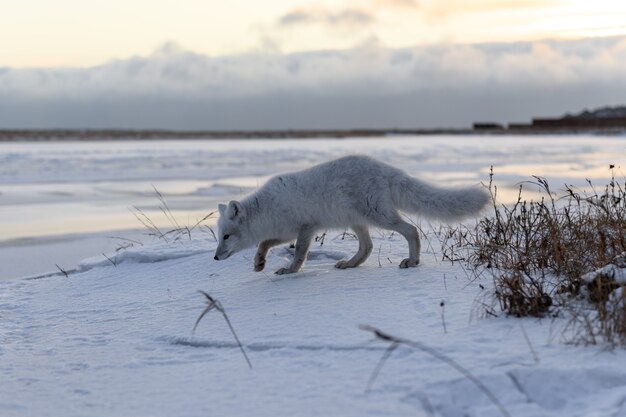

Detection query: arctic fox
(214, 155), (488, 274)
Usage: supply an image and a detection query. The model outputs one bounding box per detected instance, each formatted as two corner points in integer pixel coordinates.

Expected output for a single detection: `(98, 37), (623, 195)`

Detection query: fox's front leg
(254, 238), (286, 271)
(275, 227), (314, 275)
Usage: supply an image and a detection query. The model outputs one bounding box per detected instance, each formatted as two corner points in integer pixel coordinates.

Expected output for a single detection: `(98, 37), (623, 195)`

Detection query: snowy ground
(2, 135), (626, 279)
(2, 135), (626, 416)
(2, 233), (626, 417)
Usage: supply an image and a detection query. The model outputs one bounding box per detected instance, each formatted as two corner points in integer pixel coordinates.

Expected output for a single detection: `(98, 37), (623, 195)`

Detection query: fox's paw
(399, 258), (419, 268)
(254, 258), (266, 272)
(275, 267), (295, 275)
(335, 260), (356, 269)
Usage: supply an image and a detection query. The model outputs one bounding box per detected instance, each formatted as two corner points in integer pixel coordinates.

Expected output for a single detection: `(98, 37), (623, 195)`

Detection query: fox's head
(214, 200), (254, 261)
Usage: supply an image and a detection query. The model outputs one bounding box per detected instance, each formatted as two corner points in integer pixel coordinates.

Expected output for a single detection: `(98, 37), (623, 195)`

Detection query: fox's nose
(214, 255), (219, 261)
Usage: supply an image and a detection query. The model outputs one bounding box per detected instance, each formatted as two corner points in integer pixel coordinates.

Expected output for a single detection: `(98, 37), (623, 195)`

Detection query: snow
(582, 253), (626, 285)
(2, 135), (626, 416)
(2, 229), (626, 416)
(0, 230), (148, 281)
(2, 134), (626, 279)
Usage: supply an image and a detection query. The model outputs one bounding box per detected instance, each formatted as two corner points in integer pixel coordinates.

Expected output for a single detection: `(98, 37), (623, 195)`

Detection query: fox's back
(271, 155), (391, 197)
(256, 156), (397, 228)
(293, 155), (393, 189)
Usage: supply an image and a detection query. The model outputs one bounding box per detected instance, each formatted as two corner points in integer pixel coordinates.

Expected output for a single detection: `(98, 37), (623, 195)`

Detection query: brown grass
(441, 167), (626, 346)
(131, 185), (215, 242)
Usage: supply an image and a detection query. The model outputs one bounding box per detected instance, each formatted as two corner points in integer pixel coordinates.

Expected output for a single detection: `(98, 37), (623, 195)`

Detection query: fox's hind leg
(254, 238), (288, 271)
(365, 211), (420, 268)
(335, 225), (373, 269)
(275, 226), (315, 274)
(391, 220), (421, 268)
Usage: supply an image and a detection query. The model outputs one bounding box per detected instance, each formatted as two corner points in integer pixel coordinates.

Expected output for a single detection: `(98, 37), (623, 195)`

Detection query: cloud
(1, 37), (626, 129)
(418, 0), (556, 19)
(373, 0), (417, 8)
(278, 8), (374, 27)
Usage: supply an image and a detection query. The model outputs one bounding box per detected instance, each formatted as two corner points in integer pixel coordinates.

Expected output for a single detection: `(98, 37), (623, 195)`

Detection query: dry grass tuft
(495, 271), (553, 318)
(131, 185), (215, 243)
(441, 167), (626, 345)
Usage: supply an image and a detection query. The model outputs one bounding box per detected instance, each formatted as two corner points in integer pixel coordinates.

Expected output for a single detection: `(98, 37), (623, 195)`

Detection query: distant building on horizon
(475, 106), (626, 132)
(472, 122), (504, 131)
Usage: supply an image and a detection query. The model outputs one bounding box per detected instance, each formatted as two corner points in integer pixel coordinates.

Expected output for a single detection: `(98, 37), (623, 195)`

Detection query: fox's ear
(218, 203), (227, 215)
(227, 200), (245, 220)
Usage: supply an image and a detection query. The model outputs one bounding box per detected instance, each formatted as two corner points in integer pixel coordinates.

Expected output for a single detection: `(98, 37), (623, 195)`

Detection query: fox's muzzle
(213, 250), (231, 261)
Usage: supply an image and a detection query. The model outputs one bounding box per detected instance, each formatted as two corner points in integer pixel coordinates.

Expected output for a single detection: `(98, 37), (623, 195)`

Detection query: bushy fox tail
(391, 173), (489, 222)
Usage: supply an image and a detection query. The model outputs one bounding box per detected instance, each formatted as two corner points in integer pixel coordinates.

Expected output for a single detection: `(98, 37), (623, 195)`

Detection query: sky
(1, 0), (626, 129)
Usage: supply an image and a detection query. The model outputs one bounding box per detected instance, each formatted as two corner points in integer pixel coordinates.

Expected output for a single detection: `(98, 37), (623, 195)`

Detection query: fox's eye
(223, 234), (230, 240)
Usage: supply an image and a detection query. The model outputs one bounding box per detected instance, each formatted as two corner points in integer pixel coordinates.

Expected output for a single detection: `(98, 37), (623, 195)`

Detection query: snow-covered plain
(2, 135), (625, 279)
(2, 135), (626, 416)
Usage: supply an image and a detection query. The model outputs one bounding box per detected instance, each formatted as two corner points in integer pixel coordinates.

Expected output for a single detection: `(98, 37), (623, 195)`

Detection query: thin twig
(193, 291), (253, 369)
(365, 342), (399, 393)
(102, 253), (117, 267)
(130, 207), (166, 240)
(440, 301), (448, 334)
(153, 184), (181, 231)
(520, 324), (539, 364)
(204, 225), (217, 242)
(131, 187), (215, 243)
(107, 236), (143, 246)
(360, 325), (511, 417)
(56, 264), (69, 278)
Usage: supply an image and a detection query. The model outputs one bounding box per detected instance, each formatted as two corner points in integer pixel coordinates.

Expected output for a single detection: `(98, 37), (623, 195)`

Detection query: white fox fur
(214, 155), (489, 274)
